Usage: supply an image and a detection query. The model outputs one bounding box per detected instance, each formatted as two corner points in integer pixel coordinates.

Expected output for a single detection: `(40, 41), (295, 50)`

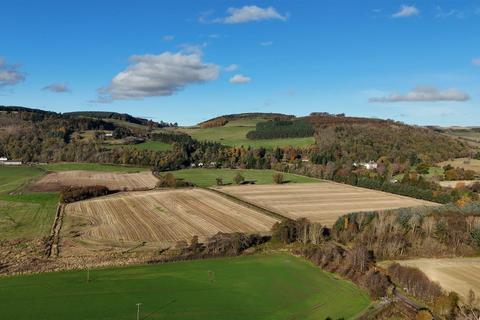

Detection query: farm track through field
(44, 204), (64, 258)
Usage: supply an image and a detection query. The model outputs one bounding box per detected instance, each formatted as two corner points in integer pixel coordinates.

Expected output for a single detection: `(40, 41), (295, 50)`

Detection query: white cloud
(163, 35), (174, 41)
(260, 41), (273, 46)
(98, 51), (219, 101)
(472, 58), (480, 66)
(214, 5), (288, 24)
(0, 57), (25, 87)
(369, 86), (470, 102)
(224, 64), (238, 72)
(392, 5), (419, 18)
(42, 82), (70, 93)
(229, 74), (251, 84)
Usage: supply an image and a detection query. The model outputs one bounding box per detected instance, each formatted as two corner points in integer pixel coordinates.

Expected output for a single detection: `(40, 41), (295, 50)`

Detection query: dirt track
(215, 182), (437, 226)
(63, 189), (279, 249)
(28, 170), (158, 191)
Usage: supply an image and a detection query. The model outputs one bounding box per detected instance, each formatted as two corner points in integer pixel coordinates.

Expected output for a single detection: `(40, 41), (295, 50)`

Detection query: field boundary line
(205, 187), (291, 222)
(44, 203), (65, 258)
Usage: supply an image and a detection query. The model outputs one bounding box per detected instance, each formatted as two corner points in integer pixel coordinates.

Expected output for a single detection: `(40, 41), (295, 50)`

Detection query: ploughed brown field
(63, 188), (279, 248)
(215, 182), (437, 226)
(393, 258), (480, 300)
(28, 170), (158, 191)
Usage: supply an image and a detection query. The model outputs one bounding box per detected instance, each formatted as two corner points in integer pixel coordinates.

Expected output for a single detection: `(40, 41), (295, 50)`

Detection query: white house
(0, 157), (7, 162)
(354, 160), (378, 170)
(364, 161), (378, 170)
(105, 133), (113, 137)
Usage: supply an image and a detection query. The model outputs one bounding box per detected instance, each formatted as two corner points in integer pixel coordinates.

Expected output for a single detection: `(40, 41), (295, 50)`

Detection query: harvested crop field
(28, 170), (158, 192)
(215, 182), (437, 226)
(63, 188), (279, 248)
(392, 258), (480, 300)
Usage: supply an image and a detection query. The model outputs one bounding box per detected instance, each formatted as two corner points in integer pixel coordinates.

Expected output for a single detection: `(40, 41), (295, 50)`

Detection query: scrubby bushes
(156, 173), (194, 188)
(271, 218), (329, 245)
(298, 243), (391, 299)
(60, 185), (111, 203)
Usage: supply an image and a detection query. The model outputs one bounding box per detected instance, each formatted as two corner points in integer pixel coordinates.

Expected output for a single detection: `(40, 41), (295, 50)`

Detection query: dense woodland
(332, 204), (480, 259)
(246, 119), (314, 139)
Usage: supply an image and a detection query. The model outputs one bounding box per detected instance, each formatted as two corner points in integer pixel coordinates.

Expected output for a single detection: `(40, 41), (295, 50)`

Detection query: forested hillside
(65, 111), (176, 128)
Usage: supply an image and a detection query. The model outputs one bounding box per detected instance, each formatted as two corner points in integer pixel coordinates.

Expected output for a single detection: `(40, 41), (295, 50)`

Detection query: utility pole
(136, 303), (142, 320)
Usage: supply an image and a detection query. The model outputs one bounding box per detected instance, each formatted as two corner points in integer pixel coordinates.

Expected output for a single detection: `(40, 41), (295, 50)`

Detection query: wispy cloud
(472, 58), (480, 66)
(163, 35), (174, 41)
(260, 41), (273, 46)
(435, 6), (464, 19)
(97, 50), (219, 102)
(0, 57), (25, 87)
(224, 64), (238, 72)
(42, 82), (70, 93)
(369, 86), (470, 103)
(204, 6), (288, 24)
(229, 74), (251, 84)
(392, 5), (419, 18)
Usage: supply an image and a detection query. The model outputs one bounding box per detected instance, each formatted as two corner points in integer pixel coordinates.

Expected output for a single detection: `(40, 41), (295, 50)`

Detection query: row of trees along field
(271, 212), (479, 320)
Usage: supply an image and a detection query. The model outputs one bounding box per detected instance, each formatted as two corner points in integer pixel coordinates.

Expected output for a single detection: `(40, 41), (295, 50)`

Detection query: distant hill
(198, 112), (295, 128)
(65, 111), (176, 128)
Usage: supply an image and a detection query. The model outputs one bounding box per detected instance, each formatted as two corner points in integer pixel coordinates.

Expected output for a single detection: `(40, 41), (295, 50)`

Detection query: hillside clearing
(0, 253), (370, 320)
(387, 257), (480, 300)
(179, 118), (315, 148)
(62, 188), (279, 249)
(105, 140), (172, 152)
(166, 168), (318, 187)
(216, 182), (437, 226)
(28, 170), (158, 192)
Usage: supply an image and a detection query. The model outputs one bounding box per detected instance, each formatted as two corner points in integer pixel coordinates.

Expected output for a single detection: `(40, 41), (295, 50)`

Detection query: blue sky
(1, 0), (479, 125)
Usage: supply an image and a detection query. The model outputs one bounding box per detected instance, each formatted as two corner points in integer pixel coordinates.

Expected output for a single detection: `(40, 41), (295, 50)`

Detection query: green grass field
(180, 118), (315, 149)
(0, 253), (370, 320)
(107, 140), (173, 152)
(39, 162), (149, 172)
(0, 166), (44, 193)
(0, 166), (59, 240)
(165, 168), (319, 187)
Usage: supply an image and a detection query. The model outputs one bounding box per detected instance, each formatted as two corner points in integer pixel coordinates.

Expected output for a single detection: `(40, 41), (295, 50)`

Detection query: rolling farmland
(216, 182), (437, 226)
(393, 257), (480, 300)
(63, 188), (279, 248)
(29, 170), (158, 192)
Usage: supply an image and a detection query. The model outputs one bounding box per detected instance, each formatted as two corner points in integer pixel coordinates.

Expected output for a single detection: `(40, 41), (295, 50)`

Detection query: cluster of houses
(191, 161), (217, 168)
(0, 157), (22, 166)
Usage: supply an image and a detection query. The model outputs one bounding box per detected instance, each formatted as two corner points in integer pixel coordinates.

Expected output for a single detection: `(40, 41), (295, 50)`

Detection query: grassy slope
(166, 168), (319, 187)
(0, 253), (370, 320)
(39, 162), (149, 172)
(180, 118), (315, 149)
(0, 167), (58, 240)
(107, 140), (172, 152)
